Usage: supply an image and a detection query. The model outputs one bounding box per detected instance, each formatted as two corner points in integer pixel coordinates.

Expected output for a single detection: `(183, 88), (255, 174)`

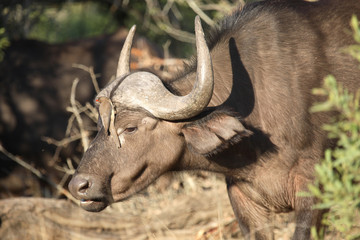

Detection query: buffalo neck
(174, 126), (278, 180)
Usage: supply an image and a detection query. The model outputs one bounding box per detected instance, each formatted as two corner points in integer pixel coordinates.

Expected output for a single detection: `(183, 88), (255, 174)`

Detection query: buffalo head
(68, 16), (249, 212)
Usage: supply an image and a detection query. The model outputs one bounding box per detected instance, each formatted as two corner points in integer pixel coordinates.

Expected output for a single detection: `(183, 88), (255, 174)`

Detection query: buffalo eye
(123, 127), (137, 134)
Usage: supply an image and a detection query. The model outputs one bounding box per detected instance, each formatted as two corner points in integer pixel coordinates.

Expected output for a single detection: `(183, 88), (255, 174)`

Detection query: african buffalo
(69, 0), (360, 239)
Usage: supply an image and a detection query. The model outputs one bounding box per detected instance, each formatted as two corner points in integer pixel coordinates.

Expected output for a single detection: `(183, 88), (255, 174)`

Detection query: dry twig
(0, 144), (79, 205)
(42, 134), (84, 148)
(72, 63), (100, 94)
(145, 0), (196, 43)
(69, 78), (90, 151)
(185, 0), (216, 27)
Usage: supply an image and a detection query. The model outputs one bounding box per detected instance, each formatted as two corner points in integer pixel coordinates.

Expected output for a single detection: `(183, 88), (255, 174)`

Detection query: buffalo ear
(181, 111), (252, 155)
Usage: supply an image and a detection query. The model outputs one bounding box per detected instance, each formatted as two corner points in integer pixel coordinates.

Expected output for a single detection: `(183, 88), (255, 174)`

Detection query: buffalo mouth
(80, 198), (108, 212)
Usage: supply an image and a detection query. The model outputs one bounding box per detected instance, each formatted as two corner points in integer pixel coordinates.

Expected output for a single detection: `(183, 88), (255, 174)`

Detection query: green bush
(2, 1), (253, 57)
(307, 15), (360, 240)
(0, 28), (10, 62)
(28, 2), (119, 43)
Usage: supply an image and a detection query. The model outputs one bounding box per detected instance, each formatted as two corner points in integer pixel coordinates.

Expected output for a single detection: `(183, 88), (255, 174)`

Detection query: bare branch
(145, 0), (195, 43)
(72, 64), (100, 94)
(64, 114), (76, 137)
(160, 22), (196, 43)
(42, 134), (84, 147)
(185, 0), (216, 27)
(67, 158), (76, 173)
(70, 78), (89, 151)
(85, 102), (98, 122)
(0, 144), (79, 205)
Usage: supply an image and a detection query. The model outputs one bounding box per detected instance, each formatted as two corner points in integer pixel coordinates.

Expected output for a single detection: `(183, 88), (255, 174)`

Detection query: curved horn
(112, 16), (213, 120)
(95, 26), (136, 99)
(116, 25), (136, 78)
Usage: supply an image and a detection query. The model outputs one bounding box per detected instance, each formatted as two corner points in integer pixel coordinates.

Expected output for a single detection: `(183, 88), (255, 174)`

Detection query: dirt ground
(0, 172), (298, 240)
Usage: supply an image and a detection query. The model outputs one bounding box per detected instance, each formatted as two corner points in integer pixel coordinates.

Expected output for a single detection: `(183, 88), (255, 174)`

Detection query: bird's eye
(124, 127), (137, 134)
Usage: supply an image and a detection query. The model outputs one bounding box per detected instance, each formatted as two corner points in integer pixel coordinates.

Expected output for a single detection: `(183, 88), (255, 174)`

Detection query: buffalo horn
(112, 16), (213, 120)
(116, 25), (136, 78)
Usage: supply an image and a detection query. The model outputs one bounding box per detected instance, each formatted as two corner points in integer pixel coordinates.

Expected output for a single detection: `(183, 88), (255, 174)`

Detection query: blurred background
(0, 0), (254, 57)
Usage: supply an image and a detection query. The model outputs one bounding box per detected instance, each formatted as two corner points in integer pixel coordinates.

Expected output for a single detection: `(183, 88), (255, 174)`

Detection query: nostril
(69, 175), (92, 196)
(69, 174), (99, 200)
(78, 179), (90, 194)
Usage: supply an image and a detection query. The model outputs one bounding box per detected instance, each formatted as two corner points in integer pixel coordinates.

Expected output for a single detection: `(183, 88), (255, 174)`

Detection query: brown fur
(69, 1), (360, 239)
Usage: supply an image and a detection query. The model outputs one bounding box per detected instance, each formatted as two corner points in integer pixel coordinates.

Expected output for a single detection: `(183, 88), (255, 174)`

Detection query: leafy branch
(306, 14), (360, 240)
